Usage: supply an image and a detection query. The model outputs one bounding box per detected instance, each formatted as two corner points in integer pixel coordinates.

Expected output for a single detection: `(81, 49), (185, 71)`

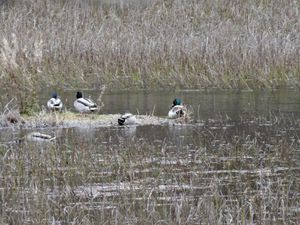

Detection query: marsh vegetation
(0, 0), (299, 93)
(0, 90), (300, 224)
(0, 113), (299, 224)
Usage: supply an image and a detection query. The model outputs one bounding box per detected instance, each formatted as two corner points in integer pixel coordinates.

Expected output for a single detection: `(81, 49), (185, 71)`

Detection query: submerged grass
(0, 114), (299, 224)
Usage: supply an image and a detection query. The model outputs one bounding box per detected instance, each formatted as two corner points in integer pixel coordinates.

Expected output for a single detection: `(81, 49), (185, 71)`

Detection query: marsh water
(0, 89), (300, 224)
(40, 88), (300, 120)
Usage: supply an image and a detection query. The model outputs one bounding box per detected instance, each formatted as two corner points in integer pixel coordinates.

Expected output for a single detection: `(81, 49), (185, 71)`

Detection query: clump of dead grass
(0, 98), (24, 126)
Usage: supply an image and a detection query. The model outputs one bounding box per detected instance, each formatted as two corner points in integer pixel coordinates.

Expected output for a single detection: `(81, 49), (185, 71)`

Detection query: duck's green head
(173, 98), (182, 106)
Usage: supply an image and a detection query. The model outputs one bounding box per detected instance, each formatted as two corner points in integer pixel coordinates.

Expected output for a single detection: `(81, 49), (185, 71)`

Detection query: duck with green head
(168, 98), (187, 119)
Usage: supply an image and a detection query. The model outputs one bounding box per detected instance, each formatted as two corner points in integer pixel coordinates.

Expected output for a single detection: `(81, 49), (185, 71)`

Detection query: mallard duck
(74, 91), (98, 113)
(26, 132), (56, 142)
(47, 92), (63, 111)
(168, 98), (187, 119)
(118, 112), (137, 125)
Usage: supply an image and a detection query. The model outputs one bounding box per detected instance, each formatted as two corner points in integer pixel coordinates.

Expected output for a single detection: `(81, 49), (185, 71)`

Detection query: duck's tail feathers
(118, 117), (125, 125)
(89, 105), (98, 112)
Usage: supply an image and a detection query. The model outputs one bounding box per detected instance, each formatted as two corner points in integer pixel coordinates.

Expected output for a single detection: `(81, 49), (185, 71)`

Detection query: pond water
(37, 88), (300, 120)
(2, 88), (300, 145)
(0, 89), (300, 224)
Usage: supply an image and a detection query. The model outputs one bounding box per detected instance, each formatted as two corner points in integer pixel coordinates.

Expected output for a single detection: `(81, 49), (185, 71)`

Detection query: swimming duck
(168, 98), (187, 119)
(118, 112), (137, 125)
(74, 91), (98, 113)
(47, 92), (63, 111)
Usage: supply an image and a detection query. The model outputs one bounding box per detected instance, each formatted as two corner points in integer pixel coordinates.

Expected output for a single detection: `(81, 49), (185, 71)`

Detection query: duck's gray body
(74, 91), (98, 113)
(168, 105), (186, 119)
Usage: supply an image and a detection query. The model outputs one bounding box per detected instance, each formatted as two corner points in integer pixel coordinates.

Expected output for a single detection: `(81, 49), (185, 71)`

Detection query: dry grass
(14, 110), (168, 128)
(0, 0), (299, 94)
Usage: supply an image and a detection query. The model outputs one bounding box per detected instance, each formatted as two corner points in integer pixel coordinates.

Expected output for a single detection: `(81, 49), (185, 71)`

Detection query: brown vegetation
(0, 0), (299, 93)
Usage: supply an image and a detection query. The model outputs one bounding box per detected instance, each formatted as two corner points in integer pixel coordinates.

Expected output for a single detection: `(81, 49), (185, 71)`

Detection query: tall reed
(0, 0), (299, 94)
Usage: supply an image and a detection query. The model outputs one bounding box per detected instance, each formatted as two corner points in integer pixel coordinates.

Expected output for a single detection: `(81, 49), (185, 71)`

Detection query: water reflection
(73, 125), (96, 142)
(1, 89), (300, 121)
(28, 124), (204, 149)
(26, 89), (300, 121)
(117, 125), (137, 137)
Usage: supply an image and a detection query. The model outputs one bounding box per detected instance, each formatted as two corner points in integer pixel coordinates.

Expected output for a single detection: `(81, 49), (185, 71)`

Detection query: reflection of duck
(119, 125), (137, 137)
(74, 91), (98, 113)
(27, 132), (56, 142)
(47, 92), (63, 111)
(73, 125), (96, 142)
(118, 113), (137, 125)
(168, 98), (187, 119)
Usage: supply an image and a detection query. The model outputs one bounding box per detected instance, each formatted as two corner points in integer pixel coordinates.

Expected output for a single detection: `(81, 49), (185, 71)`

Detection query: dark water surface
(37, 88), (300, 120)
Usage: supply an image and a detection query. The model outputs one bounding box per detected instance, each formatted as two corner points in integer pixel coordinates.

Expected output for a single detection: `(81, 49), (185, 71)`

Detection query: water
(0, 89), (300, 224)
(37, 88), (300, 120)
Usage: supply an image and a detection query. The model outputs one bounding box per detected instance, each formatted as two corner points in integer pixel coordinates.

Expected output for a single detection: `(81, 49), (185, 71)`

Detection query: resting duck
(27, 132), (56, 142)
(74, 91), (98, 113)
(118, 112), (137, 125)
(47, 92), (63, 111)
(168, 98), (187, 119)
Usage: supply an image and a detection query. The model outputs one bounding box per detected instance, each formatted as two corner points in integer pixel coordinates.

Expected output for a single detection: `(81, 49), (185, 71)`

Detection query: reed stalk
(0, 0), (298, 94)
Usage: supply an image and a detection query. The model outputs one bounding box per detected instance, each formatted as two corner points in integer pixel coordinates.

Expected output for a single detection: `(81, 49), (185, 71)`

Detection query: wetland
(0, 0), (299, 224)
(0, 89), (300, 224)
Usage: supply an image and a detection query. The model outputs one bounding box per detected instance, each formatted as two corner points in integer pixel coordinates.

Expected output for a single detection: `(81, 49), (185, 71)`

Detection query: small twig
(97, 85), (106, 112)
